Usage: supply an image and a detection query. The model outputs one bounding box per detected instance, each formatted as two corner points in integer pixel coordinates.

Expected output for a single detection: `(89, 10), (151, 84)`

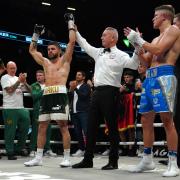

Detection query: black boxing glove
(64, 13), (75, 30)
(32, 24), (45, 42)
(34, 24), (45, 35)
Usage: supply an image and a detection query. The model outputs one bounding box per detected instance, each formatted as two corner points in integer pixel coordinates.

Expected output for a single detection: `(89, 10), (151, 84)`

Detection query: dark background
(0, 0), (179, 83)
(0, 0), (176, 155)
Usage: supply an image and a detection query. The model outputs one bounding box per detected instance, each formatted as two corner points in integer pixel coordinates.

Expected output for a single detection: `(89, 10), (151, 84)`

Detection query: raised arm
(62, 13), (76, 64)
(29, 24), (46, 66)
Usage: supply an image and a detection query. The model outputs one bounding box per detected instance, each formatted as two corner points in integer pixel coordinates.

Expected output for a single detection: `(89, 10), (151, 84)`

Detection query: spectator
(118, 70), (136, 156)
(0, 58), (6, 76)
(1, 61), (30, 160)
(28, 70), (56, 157)
(69, 71), (91, 157)
(0, 58), (6, 159)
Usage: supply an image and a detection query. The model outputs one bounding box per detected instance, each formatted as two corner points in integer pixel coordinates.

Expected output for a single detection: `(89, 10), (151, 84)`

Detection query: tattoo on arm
(12, 80), (20, 91)
(24, 82), (32, 93)
(6, 80), (21, 93)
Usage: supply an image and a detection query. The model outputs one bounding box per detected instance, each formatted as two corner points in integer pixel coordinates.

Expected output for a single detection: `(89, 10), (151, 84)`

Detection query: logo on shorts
(153, 98), (158, 104)
(151, 68), (157, 77)
(44, 86), (59, 94)
(151, 89), (160, 96)
(142, 88), (145, 93)
(52, 105), (62, 110)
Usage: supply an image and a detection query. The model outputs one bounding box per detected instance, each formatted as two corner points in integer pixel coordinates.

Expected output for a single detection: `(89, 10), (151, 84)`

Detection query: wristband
(32, 33), (39, 42)
(68, 20), (75, 29)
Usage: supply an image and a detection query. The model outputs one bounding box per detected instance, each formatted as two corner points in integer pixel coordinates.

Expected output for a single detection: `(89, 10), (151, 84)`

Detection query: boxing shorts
(39, 85), (69, 121)
(139, 65), (177, 114)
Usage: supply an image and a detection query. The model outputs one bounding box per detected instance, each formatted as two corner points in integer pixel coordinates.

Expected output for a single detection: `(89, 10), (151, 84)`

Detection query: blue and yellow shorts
(139, 65), (177, 114)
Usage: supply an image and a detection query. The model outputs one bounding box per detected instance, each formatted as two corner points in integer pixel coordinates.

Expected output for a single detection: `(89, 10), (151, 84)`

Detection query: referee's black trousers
(84, 85), (120, 161)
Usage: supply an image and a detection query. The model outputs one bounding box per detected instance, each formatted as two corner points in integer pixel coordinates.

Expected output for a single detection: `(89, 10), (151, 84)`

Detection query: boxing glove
(34, 24), (45, 35)
(32, 24), (45, 42)
(64, 13), (75, 30)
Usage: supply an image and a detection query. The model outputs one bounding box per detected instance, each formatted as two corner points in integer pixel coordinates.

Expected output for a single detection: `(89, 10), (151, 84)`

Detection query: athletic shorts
(39, 85), (69, 121)
(139, 65), (177, 114)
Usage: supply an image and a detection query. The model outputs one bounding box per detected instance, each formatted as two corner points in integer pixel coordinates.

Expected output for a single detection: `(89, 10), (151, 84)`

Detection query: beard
(48, 53), (58, 61)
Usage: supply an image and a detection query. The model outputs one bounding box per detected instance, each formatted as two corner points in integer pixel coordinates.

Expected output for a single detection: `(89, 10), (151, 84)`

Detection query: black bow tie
(103, 48), (111, 53)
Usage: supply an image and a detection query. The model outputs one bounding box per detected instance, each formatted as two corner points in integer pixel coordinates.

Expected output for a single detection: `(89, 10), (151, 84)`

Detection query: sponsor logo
(153, 98), (158, 104)
(151, 89), (160, 96)
(52, 105), (62, 110)
(44, 86), (59, 94)
(153, 148), (168, 157)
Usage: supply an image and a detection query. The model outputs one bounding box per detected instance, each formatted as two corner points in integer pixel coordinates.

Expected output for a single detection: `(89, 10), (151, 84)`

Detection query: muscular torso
(43, 57), (70, 86)
(151, 26), (180, 67)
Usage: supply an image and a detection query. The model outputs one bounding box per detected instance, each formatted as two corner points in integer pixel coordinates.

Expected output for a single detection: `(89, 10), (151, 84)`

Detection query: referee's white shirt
(76, 31), (140, 88)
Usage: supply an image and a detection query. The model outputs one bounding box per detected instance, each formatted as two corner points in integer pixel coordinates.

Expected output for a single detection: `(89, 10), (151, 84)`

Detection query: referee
(72, 26), (140, 170)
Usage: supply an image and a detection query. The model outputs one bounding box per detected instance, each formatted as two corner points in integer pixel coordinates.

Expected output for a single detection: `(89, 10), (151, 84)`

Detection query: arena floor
(0, 155), (177, 180)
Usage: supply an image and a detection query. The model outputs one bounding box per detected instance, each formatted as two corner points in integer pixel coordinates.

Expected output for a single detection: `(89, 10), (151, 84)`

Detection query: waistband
(43, 85), (67, 95)
(94, 85), (119, 91)
(146, 65), (174, 78)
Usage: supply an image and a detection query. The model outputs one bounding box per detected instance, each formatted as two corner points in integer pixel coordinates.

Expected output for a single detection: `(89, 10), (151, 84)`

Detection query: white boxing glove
(127, 29), (145, 48)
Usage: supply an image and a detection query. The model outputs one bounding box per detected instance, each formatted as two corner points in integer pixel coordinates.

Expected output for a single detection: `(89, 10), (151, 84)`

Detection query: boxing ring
(0, 91), (167, 152)
(0, 92), (171, 180)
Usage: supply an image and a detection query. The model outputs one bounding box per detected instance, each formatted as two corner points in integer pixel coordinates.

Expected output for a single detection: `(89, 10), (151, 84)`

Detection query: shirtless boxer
(124, 4), (180, 177)
(24, 13), (76, 167)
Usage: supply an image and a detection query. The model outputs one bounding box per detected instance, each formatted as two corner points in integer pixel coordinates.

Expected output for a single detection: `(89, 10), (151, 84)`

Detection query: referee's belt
(44, 85), (67, 95)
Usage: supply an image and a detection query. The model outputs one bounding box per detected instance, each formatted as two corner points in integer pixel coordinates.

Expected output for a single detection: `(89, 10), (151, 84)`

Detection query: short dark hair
(123, 70), (134, 77)
(155, 5), (175, 21)
(77, 70), (86, 77)
(47, 41), (61, 49)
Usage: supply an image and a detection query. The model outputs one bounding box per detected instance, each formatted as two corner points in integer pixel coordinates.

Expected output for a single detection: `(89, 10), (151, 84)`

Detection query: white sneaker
(162, 157), (180, 177)
(137, 146), (144, 158)
(44, 150), (57, 157)
(129, 154), (155, 172)
(101, 149), (110, 156)
(29, 151), (36, 157)
(72, 149), (85, 157)
(60, 158), (71, 167)
(24, 157), (42, 167)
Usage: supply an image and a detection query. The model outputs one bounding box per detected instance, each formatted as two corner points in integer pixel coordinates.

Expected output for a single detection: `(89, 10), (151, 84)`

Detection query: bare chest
(152, 34), (167, 63)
